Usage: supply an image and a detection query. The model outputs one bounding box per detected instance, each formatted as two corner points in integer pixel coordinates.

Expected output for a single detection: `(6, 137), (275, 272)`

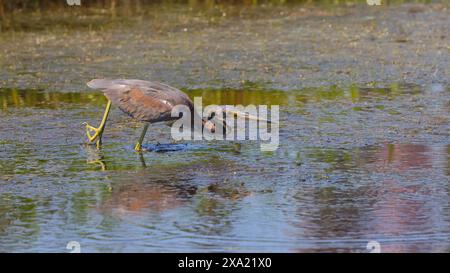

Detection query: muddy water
(1, 2), (449, 90)
(0, 83), (448, 252)
(0, 1), (449, 252)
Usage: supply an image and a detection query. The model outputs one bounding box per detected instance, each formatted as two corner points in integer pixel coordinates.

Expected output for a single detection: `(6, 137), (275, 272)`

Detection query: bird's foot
(83, 122), (102, 142)
(134, 142), (143, 152)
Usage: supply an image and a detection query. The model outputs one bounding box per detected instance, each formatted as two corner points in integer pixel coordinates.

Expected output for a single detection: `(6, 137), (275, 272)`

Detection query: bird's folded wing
(87, 79), (195, 123)
(87, 79), (174, 122)
(106, 87), (174, 122)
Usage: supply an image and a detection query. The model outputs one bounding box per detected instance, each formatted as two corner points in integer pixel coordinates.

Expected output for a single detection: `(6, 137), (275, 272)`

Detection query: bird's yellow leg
(134, 123), (149, 152)
(83, 100), (112, 147)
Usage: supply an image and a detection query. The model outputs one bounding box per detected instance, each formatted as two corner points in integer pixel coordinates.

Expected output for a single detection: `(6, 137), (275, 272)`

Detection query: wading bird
(84, 79), (265, 152)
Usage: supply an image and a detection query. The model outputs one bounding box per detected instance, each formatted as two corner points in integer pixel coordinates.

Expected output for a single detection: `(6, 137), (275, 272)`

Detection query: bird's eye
(208, 112), (216, 120)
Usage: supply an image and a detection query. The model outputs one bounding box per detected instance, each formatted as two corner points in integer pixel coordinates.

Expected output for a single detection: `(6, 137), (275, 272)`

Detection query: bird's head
(202, 119), (216, 134)
(201, 106), (272, 136)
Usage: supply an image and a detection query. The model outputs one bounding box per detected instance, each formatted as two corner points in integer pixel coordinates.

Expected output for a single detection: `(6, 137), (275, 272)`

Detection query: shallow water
(0, 83), (448, 252)
(0, 1), (449, 253)
(1, 2), (449, 90)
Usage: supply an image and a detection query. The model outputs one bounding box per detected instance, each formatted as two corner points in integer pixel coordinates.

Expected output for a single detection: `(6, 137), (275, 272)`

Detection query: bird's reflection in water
(99, 176), (198, 215)
(83, 148), (251, 219)
(95, 159), (201, 216)
(84, 144), (108, 171)
(84, 144), (174, 171)
(82, 144), (252, 239)
(82, 144), (196, 214)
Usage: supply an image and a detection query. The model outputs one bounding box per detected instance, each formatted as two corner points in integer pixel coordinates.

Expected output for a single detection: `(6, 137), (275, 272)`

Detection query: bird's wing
(87, 79), (193, 122)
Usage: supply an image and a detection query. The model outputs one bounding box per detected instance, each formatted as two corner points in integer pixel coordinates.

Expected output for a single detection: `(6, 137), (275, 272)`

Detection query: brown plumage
(87, 79), (194, 123)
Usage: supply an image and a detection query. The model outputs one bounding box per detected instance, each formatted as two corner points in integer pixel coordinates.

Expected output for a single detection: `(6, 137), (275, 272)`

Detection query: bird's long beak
(226, 110), (274, 124)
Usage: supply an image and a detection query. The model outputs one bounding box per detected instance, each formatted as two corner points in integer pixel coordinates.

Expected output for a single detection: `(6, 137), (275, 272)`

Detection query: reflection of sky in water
(0, 83), (449, 252)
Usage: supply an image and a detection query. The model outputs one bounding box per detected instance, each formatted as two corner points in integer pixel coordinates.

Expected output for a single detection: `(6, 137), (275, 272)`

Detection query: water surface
(0, 1), (449, 253)
(0, 83), (448, 252)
